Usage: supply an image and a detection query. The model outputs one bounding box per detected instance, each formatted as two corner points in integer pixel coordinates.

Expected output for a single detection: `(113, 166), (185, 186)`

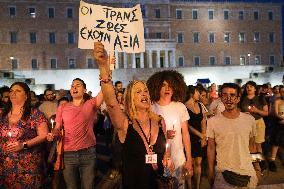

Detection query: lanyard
(135, 119), (152, 150)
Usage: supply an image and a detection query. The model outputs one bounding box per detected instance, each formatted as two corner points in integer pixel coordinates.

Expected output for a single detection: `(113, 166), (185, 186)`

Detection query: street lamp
(10, 56), (14, 69)
(247, 53), (251, 65)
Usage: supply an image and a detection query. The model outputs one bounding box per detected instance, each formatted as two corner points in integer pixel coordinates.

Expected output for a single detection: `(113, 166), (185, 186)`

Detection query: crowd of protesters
(0, 43), (283, 189)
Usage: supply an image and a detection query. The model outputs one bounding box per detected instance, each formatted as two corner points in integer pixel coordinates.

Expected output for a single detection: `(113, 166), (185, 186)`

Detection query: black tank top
(122, 120), (166, 189)
(188, 103), (203, 141)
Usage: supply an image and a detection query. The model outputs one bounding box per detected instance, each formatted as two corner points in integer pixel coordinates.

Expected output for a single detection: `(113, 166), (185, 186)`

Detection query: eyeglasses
(221, 94), (239, 101)
(46, 93), (55, 96)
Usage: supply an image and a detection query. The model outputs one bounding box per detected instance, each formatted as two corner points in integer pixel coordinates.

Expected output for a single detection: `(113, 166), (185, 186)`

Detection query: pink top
(56, 97), (97, 151)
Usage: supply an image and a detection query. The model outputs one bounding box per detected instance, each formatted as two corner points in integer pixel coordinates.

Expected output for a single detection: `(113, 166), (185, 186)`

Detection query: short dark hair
(115, 81), (122, 87)
(0, 86), (10, 96)
(73, 78), (86, 89)
(57, 96), (69, 106)
(44, 88), (53, 95)
(220, 83), (241, 97)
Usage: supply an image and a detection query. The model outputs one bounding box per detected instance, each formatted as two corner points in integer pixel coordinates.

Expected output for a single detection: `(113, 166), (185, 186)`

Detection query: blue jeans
(63, 146), (96, 189)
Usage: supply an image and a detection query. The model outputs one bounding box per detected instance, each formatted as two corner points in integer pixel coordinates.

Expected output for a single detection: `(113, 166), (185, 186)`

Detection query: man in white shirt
(207, 83), (258, 189)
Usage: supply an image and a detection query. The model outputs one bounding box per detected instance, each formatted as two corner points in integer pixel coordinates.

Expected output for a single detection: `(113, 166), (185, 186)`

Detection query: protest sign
(79, 1), (145, 53)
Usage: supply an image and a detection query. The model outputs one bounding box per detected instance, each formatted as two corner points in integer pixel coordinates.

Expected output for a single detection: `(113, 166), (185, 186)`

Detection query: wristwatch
(23, 142), (28, 150)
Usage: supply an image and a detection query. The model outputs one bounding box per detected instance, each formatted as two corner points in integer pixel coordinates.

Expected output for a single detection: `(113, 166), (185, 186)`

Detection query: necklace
(136, 119), (152, 151)
(10, 107), (23, 116)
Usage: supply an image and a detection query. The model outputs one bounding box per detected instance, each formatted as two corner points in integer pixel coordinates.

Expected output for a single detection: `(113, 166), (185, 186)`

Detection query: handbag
(156, 175), (178, 189)
(222, 170), (251, 187)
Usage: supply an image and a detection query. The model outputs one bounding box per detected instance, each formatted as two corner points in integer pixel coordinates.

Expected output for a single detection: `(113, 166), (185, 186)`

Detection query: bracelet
(100, 79), (112, 85)
(99, 73), (112, 81)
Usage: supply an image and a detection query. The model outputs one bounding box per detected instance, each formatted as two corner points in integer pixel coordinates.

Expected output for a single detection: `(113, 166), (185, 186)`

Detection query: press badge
(145, 154), (157, 164)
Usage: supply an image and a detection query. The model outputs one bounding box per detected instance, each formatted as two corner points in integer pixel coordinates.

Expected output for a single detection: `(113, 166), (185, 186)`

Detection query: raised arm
(93, 42), (127, 131)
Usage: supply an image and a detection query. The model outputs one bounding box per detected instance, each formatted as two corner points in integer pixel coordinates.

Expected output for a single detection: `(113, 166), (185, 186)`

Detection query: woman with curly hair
(240, 81), (268, 154)
(94, 42), (173, 189)
(147, 70), (193, 189)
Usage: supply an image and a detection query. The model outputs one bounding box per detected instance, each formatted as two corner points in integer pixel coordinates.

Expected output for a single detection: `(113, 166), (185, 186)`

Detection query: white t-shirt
(152, 101), (190, 168)
(207, 112), (257, 176)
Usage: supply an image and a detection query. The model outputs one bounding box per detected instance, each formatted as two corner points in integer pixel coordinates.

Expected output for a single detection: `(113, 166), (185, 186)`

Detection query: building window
(193, 32), (199, 43)
(269, 55), (275, 65)
(177, 33), (184, 43)
(9, 7), (16, 17)
(209, 56), (215, 65)
(268, 11), (273, 21)
(253, 32), (260, 42)
(49, 32), (56, 44)
(155, 9), (160, 18)
(269, 32), (275, 43)
(224, 32), (230, 43)
(67, 8), (73, 18)
(48, 8), (55, 18)
(156, 32), (162, 39)
(224, 10), (229, 20)
(208, 9), (214, 20)
(194, 56), (200, 66)
(31, 59), (38, 69)
(178, 56), (184, 67)
(11, 59), (18, 70)
(239, 32), (245, 43)
(68, 58), (76, 68)
(10, 32), (17, 43)
(50, 58), (57, 69)
(239, 10), (244, 20)
(144, 27), (149, 39)
(30, 32), (37, 44)
(255, 55), (261, 65)
(141, 5), (146, 18)
(240, 56), (246, 65)
(253, 11), (259, 20)
(208, 32), (215, 43)
(68, 32), (75, 44)
(224, 56), (231, 65)
(192, 9), (198, 20)
(87, 58), (94, 68)
(29, 7), (36, 18)
(176, 9), (182, 19)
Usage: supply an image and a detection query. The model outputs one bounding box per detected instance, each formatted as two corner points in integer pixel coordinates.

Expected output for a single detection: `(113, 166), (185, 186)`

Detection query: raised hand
(93, 42), (108, 68)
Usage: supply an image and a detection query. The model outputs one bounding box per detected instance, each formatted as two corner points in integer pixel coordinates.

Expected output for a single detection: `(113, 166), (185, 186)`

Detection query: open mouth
(141, 97), (148, 103)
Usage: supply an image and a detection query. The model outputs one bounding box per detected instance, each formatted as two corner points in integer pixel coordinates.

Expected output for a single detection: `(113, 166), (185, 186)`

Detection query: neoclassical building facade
(0, 0), (282, 71)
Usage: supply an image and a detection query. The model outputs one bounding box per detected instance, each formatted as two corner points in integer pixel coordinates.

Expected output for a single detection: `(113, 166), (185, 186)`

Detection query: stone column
(164, 50), (169, 68)
(156, 50), (161, 68)
(140, 52), (144, 68)
(147, 50), (153, 68)
(171, 49), (176, 67)
(132, 53), (136, 68)
(115, 51), (119, 69)
(123, 52), (128, 68)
